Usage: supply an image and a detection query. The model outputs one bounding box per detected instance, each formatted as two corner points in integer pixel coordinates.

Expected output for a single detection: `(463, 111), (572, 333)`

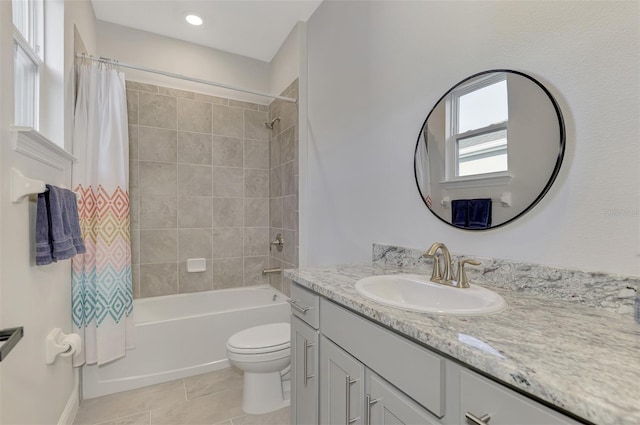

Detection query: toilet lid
(227, 323), (290, 353)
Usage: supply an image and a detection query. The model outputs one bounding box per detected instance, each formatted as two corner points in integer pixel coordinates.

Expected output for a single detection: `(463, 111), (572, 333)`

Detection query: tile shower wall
(126, 81), (272, 298)
(268, 79), (299, 296)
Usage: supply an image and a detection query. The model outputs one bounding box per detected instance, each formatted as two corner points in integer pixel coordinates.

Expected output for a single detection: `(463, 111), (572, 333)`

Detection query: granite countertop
(284, 262), (640, 425)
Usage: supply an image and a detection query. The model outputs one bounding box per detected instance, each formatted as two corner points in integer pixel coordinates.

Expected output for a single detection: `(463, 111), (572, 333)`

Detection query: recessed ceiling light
(185, 15), (203, 26)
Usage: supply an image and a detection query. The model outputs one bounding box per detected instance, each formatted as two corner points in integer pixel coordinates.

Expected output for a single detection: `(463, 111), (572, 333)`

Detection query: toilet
(226, 322), (291, 414)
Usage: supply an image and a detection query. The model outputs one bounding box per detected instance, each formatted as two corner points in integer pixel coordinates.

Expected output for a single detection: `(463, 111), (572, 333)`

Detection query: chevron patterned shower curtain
(71, 61), (134, 366)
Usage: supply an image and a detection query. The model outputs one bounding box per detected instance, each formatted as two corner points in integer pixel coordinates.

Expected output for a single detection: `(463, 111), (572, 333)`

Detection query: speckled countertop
(284, 262), (640, 425)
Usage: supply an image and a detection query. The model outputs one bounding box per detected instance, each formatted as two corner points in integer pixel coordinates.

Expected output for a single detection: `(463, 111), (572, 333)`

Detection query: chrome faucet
(422, 242), (481, 288)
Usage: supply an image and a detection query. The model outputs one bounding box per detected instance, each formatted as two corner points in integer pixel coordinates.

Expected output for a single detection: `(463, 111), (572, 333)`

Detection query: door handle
(303, 339), (315, 386)
(288, 299), (311, 314)
(465, 412), (491, 425)
(345, 375), (358, 424)
(365, 394), (380, 425)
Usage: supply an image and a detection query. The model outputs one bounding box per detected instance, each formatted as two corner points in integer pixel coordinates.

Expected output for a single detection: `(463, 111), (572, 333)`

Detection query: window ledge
(11, 126), (76, 171)
(441, 173), (512, 190)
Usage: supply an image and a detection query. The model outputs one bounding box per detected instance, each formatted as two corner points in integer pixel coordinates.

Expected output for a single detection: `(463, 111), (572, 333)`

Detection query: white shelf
(11, 126), (77, 171)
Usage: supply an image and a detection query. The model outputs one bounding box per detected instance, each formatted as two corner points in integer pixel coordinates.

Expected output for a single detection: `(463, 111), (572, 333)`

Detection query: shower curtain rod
(76, 54), (297, 103)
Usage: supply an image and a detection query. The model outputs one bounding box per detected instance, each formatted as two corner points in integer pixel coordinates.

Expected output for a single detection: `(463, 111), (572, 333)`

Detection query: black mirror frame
(413, 69), (566, 231)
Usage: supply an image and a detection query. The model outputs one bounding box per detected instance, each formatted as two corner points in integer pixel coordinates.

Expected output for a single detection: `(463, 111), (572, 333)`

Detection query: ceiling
(91, 0), (322, 63)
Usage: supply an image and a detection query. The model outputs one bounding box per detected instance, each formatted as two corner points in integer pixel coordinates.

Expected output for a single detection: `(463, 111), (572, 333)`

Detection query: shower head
(264, 117), (281, 130)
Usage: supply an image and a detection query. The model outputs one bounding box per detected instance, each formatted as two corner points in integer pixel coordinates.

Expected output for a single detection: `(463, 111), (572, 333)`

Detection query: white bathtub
(82, 285), (290, 399)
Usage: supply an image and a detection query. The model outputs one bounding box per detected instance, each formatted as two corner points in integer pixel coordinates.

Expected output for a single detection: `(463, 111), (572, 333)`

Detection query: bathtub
(82, 285), (290, 399)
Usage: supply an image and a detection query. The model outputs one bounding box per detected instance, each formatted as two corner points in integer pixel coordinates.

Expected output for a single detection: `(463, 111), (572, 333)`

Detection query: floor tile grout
(76, 367), (287, 425)
(90, 409), (149, 425)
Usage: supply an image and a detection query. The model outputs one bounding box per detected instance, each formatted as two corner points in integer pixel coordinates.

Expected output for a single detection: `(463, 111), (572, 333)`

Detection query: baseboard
(58, 369), (80, 425)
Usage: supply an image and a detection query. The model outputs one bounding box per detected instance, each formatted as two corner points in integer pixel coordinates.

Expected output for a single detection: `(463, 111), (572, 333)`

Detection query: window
(13, 0), (43, 129)
(446, 73), (509, 179)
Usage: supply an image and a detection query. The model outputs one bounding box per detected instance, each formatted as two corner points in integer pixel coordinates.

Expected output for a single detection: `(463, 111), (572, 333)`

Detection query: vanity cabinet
(290, 285), (320, 425)
(319, 336), (365, 425)
(368, 372), (442, 425)
(290, 282), (584, 425)
(291, 317), (318, 425)
(459, 369), (580, 425)
(321, 335), (441, 425)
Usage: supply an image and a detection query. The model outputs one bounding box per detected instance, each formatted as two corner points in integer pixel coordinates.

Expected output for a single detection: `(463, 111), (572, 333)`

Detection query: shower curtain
(71, 61), (134, 366)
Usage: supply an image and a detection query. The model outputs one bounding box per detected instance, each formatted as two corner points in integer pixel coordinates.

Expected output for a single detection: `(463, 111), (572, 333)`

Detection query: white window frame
(12, 0), (44, 130)
(443, 72), (510, 185)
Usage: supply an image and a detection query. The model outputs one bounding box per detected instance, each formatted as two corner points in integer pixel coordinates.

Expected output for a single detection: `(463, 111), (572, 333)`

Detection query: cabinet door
(292, 316), (319, 425)
(367, 373), (441, 425)
(320, 336), (366, 425)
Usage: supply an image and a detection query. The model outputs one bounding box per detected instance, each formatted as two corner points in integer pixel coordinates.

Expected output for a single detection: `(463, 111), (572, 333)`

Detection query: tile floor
(74, 367), (290, 425)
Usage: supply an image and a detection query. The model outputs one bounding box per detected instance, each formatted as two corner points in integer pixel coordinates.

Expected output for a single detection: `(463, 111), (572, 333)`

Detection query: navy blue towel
(468, 198), (492, 229)
(35, 192), (53, 265)
(451, 200), (469, 227)
(36, 185), (85, 266)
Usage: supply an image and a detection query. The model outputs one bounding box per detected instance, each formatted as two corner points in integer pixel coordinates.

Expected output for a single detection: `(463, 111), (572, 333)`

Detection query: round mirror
(414, 70), (565, 230)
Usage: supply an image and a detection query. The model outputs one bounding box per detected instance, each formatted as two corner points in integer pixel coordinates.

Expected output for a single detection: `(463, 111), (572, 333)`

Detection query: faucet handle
(457, 259), (481, 288)
(422, 251), (442, 283)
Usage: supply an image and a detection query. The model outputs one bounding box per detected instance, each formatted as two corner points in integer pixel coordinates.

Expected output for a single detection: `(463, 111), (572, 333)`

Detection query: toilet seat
(227, 323), (290, 355)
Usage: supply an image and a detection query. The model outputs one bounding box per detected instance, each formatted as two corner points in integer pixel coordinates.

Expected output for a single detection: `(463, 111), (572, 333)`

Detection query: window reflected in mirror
(448, 73), (509, 178)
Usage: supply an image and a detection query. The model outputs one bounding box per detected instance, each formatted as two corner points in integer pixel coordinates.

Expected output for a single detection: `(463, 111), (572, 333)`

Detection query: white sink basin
(355, 274), (506, 316)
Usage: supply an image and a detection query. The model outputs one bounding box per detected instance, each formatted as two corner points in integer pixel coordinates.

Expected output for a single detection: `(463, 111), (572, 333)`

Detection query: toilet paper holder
(45, 328), (81, 365)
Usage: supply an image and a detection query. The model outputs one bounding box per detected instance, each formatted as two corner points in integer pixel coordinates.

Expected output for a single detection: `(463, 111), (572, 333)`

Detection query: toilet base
(242, 371), (290, 415)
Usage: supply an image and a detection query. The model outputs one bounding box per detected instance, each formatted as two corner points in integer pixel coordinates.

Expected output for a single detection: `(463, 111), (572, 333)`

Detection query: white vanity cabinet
(290, 282), (585, 425)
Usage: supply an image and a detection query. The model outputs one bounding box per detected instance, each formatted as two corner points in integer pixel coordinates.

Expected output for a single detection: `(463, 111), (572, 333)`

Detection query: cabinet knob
(465, 412), (491, 425)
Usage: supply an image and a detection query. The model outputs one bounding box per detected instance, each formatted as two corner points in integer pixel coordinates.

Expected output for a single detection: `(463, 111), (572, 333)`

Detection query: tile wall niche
(268, 79), (299, 297)
(127, 81), (274, 298)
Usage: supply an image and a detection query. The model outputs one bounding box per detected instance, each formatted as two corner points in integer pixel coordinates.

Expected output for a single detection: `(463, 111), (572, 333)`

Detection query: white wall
(96, 21), (271, 104)
(305, 1), (640, 276)
(270, 22), (300, 96)
(0, 0), (97, 423)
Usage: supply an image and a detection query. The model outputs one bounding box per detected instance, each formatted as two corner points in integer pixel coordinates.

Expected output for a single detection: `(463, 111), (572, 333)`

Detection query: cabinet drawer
(460, 369), (581, 425)
(321, 299), (445, 418)
(290, 283), (320, 329)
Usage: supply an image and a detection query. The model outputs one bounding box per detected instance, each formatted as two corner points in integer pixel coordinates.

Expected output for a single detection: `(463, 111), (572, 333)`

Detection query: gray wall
(127, 81), (274, 298)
